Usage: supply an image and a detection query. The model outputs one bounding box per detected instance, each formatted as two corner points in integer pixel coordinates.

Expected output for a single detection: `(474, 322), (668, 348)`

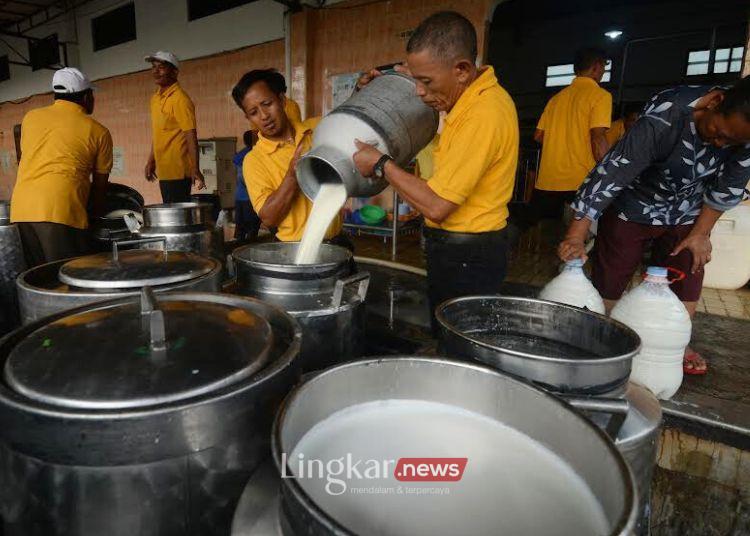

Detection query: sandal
(683, 348), (707, 376)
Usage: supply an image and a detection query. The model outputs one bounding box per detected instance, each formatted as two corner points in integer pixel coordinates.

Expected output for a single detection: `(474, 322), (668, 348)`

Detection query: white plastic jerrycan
(539, 258), (606, 314)
(610, 266), (692, 400)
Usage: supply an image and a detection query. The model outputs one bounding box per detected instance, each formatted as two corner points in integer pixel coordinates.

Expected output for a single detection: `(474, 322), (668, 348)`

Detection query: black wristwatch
(372, 154), (393, 179)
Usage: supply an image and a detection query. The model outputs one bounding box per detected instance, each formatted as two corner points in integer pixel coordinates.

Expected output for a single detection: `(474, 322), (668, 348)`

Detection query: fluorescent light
(605, 30), (623, 40)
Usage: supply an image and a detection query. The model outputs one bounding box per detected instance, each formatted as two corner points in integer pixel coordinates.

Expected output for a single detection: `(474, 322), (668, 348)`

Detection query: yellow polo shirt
(11, 100), (113, 229)
(243, 117), (342, 242)
(536, 76), (612, 192)
(150, 82), (196, 180)
(605, 118), (626, 146)
(426, 67), (519, 232)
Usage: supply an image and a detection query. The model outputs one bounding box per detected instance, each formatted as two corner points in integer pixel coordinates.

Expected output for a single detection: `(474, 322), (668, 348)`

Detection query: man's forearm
(689, 205), (723, 237)
(90, 172), (110, 218)
(590, 128), (609, 162)
(184, 130), (200, 173)
(258, 173), (299, 227)
(383, 161), (457, 223)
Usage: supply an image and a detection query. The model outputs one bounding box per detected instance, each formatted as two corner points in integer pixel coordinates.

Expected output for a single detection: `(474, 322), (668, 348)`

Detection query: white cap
(144, 51), (179, 69)
(52, 67), (93, 94)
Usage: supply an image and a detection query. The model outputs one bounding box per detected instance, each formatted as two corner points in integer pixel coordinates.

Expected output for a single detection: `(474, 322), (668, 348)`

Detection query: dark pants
(509, 188), (576, 233)
(159, 178), (192, 203)
(234, 200), (261, 242)
(592, 208), (703, 302)
(424, 227), (508, 334)
(17, 221), (92, 268)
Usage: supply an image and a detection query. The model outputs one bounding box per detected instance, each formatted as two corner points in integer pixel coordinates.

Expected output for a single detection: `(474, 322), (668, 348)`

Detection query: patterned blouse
(571, 85), (750, 226)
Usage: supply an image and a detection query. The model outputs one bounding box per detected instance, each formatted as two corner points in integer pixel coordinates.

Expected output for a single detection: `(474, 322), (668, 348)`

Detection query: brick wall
(0, 0), (496, 205)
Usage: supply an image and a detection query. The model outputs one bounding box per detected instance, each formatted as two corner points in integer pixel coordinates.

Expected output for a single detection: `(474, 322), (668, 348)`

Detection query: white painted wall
(0, 0), (286, 102)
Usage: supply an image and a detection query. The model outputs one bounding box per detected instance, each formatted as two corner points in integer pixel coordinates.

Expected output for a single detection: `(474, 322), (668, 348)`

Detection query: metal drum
(273, 357), (637, 536)
(0, 289), (302, 536)
(296, 73), (438, 200)
(436, 296), (662, 534)
(16, 238), (222, 324)
(0, 201), (26, 335)
(232, 242), (368, 372)
(126, 203), (224, 261)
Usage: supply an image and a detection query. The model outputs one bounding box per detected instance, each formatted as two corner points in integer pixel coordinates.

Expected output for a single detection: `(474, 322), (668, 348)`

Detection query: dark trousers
(509, 188), (576, 232)
(424, 227), (508, 334)
(159, 178), (192, 203)
(234, 200), (261, 242)
(17, 221), (92, 268)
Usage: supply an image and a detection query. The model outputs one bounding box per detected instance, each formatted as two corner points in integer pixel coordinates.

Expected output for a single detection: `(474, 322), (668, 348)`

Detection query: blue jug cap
(646, 266), (668, 278)
(566, 258), (585, 268)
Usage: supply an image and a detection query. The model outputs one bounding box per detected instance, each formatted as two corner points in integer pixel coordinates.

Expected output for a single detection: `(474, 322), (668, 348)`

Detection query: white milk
(539, 258), (606, 314)
(611, 266), (692, 400)
(295, 183), (348, 264)
(288, 399), (610, 536)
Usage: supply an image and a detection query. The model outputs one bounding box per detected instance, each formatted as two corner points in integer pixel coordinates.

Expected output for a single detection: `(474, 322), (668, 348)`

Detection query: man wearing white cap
(144, 51), (205, 202)
(10, 67), (113, 267)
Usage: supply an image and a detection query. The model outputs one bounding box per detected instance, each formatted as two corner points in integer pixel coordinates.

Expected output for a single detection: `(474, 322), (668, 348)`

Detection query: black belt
(423, 226), (507, 245)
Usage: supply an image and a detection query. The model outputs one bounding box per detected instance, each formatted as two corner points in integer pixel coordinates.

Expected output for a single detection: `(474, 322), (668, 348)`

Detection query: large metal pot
(296, 73), (438, 200)
(0, 201), (26, 335)
(89, 184), (145, 251)
(17, 238), (222, 324)
(436, 295), (640, 394)
(126, 203), (224, 261)
(436, 295), (661, 534)
(273, 357), (637, 536)
(233, 242), (368, 372)
(0, 289), (302, 536)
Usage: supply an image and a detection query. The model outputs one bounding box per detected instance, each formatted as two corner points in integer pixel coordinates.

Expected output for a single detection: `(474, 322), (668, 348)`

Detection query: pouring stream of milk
(295, 183), (348, 264)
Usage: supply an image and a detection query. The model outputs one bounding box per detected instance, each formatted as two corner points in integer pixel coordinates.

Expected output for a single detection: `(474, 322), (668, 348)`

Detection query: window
(187, 0), (259, 21)
(92, 3), (136, 52)
(686, 47), (744, 76)
(545, 60), (612, 87)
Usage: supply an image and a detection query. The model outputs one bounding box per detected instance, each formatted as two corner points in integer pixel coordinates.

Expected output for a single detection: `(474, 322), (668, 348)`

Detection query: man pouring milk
(231, 69), (353, 253)
(558, 77), (750, 375)
(353, 11), (520, 332)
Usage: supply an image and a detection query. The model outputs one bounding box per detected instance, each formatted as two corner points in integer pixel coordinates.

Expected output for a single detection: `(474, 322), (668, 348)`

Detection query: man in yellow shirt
(353, 11), (519, 329)
(11, 68), (113, 267)
(522, 48), (611, 229)
(230, 69), (343, 244)
(605, 101), (643, 146)
(144, 51), (205, 203)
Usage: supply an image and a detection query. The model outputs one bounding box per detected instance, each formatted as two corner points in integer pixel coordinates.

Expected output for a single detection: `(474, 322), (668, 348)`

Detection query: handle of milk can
(562, 396), (630, 440)
(332, 271), (370, 308)
(112, 237), (168, 261)
(123, 212), (142, 232)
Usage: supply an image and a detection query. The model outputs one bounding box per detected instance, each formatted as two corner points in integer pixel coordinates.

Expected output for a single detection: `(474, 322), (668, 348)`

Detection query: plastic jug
(539, 259), (606, 314)
(610, 266), (692, 400)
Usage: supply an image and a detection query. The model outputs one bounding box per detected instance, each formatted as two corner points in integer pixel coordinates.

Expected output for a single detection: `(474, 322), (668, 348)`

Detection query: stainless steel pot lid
(233, 242), (351, 275)
(58, 248), (216, 289)
(3, 288), (274, 410)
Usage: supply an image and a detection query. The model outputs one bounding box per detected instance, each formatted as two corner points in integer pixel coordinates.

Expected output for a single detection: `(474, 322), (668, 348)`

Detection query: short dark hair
(717, 75), (750, 121)
(574, 47), (607, 74)
(269, 70), (288, 93)
(231, 69), (286, 109)
(406, 11), (477, 63)
(53, 89), (92, 105)
(242, 130), (254, 147)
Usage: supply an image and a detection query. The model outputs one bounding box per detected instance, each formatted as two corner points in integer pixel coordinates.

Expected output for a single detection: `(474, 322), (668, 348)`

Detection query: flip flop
(683, 348), (707, 376)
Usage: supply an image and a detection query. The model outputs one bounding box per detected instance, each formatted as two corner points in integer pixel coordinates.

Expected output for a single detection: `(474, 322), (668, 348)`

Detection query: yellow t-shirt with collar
(426, 66), (519, 232)
(243, 117), (343, 242)
(150, 82), (196, 180)
(10, 100), (113, 229)
(536, 76), (612, 191)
